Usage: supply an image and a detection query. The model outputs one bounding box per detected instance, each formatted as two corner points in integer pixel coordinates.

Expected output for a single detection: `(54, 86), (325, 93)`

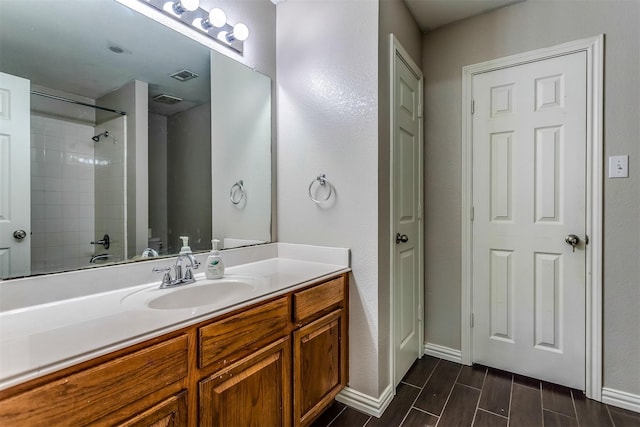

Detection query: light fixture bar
(139, 0), (248, 54)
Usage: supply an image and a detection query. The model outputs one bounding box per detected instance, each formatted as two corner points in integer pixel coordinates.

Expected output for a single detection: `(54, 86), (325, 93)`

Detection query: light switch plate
(608, 155), (629, 178)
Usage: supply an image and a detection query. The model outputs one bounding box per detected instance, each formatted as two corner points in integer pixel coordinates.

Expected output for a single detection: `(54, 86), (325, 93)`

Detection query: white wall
(98, 80), (149, 258)
(277, 0), (381, 397)
(422, 0), (640, 396)
(211, 53), (271, 248)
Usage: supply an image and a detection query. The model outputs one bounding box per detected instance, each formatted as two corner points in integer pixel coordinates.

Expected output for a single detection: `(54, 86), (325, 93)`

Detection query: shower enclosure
(29, 90), (127, 275)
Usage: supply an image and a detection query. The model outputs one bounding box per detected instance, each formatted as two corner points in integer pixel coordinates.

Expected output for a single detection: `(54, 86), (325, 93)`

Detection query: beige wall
(422, 0), (640, 395)
(378, 0), (423, 393)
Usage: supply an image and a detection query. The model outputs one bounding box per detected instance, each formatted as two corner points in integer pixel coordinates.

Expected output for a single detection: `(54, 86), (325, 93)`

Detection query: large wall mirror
(0, 0), (272, 279)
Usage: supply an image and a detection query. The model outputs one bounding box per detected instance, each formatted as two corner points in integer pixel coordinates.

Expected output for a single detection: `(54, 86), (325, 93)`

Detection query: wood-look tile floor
(311, 356), (640, 427)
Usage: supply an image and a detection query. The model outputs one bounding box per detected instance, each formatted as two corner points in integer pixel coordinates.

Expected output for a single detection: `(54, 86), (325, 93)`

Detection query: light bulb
(169, 0), (199, 15)
(180, 0), (199, 11)
(208, 8), (226, 28)
(232, 23), (249, 41)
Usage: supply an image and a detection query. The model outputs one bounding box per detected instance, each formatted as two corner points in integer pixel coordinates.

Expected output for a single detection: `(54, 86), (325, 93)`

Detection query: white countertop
(0, 243), (350, 391)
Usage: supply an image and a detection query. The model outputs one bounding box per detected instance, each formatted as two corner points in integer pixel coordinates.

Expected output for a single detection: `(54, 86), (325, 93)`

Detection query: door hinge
(470, 313), (474, 328)
(471, 207), (474, 221)
(471, 100), (475, 114)
(418, 103), (423, 118)
(418, 303), (423, 321)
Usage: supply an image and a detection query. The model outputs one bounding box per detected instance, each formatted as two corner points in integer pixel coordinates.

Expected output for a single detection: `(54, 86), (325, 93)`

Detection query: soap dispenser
(179, 236), (192, 254)
(205, 239), (225, 279)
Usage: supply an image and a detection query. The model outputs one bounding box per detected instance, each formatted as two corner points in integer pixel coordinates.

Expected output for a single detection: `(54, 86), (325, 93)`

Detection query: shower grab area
(29, 89), (127, 275)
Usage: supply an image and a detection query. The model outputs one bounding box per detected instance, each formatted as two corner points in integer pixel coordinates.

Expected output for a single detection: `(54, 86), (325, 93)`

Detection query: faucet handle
(152, 266), (172, 285)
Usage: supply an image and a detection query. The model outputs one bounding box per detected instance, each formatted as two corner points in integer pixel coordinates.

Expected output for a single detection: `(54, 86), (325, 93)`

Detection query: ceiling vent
(152, 94), (183, 105)
(169, 69), (199, 82)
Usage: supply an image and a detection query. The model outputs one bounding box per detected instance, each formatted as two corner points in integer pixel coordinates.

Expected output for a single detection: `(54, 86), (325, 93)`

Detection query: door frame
(460, 35), (604, 400)
(389, 34), (424, 388)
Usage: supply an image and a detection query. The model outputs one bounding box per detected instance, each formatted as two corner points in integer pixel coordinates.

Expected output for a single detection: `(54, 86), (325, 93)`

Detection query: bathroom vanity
(0, 244), (349, 426)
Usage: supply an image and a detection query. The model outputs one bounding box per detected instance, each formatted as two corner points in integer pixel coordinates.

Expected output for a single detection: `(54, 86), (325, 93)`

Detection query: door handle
(564, 234), (580, 252)
(13, 229), (27, 240)
(396, 233), (409, 244)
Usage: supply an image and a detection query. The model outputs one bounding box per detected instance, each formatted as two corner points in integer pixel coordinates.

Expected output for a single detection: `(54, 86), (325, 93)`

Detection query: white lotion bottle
(178, 236), (192, 254)
(205, 239), (225, 279)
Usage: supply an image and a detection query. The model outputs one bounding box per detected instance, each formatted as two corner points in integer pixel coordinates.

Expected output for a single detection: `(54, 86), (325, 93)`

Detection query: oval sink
(123, 276), (264, 310)
(149, 280), (257, 310)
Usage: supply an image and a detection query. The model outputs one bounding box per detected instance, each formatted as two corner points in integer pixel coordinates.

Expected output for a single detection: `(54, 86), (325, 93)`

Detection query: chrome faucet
(153, 253), (200, 288)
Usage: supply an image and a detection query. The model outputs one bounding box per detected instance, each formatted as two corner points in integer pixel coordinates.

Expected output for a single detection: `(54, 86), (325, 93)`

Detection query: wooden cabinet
(119, 391), (187, 427)
(199, 296), (289, 371)
(0, 335), (189, 426)
(199, 337), (291, 427)
(0, 273), (348, 427)
(292, 275), (348, 427)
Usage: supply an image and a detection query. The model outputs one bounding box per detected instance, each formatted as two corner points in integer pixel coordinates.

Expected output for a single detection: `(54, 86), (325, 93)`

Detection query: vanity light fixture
(141, 0), (249, 54)
(164, 0), (199, 16)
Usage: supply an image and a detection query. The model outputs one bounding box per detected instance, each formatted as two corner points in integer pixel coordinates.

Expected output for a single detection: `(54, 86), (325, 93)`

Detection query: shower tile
(63, 219), (79, 232)
(45, 205), (62, 219)
(78, 205), (94, 219)
(62, 164), (79, 179)
(78, 193), (94, 207)
(77, 218), (93, 232)
(62, 204), (78, 218)
(30, 233), (45, 248)
(78, 181), (94, 194)
(45, 177), (63, 192)
(31, 219), (46, 234)
(32, 204), (46, 220)
(32, 176), (45, 191)
(31, 190), (45, 205)
(31, 147), (45, 162)
(62, 178), (79, 192)
(45, 219), (62, 233)
(31, 162), (45, 177)
(31, 132), (46, 149)
(45, 191), (62, 206)
(78, 164), (94, 180)
(62, 191), (79, 205)
(45, 233), (63, 247)
(44, 136), (64, 151)
(62, 231), (81, 247)
(43, 162), (63, 178)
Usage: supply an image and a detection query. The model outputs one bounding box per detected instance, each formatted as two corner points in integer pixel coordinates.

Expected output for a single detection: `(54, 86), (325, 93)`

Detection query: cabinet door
(199, 337), (291, 427)
(293, 309), (347, 427)
(118, 391), (187, 427)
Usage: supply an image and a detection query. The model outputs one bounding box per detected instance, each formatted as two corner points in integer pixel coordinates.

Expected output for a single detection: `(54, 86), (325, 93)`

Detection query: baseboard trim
(602, 387), (640, 413)
(335, 384), (394, 418)
(424, 343), (463, 364)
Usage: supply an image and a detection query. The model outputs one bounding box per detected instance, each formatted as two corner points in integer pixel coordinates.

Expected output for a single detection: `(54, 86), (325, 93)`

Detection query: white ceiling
(403, 0), (525, 32)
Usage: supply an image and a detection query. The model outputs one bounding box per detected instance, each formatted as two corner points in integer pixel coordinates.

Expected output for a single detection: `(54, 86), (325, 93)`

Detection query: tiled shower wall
(30, 115), (95, 274)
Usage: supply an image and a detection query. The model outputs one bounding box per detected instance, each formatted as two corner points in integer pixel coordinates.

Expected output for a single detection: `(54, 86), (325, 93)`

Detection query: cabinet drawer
(199, 297), (289, 369)
(293, 276), (345, 324)
(0, 335), (188, 426)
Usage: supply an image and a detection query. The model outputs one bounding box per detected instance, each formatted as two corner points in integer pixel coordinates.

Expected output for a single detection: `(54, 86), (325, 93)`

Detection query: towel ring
(230, 180), (246, 205)
(308, 174), (332, 204)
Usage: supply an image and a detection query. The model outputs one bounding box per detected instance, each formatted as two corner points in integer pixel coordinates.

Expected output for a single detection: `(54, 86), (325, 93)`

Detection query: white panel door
(472, 52), (587, 389)
(0, 72), (31, 279)
(393, 48), (423, 386)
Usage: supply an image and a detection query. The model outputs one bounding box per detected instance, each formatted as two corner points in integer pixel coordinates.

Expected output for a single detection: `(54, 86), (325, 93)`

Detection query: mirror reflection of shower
(29, 88), (127, 275)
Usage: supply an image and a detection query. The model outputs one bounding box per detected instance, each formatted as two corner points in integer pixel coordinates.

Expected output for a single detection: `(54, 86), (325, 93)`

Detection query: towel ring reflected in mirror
(309, 174), (333, 204)
(230, 180), (246, 205)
